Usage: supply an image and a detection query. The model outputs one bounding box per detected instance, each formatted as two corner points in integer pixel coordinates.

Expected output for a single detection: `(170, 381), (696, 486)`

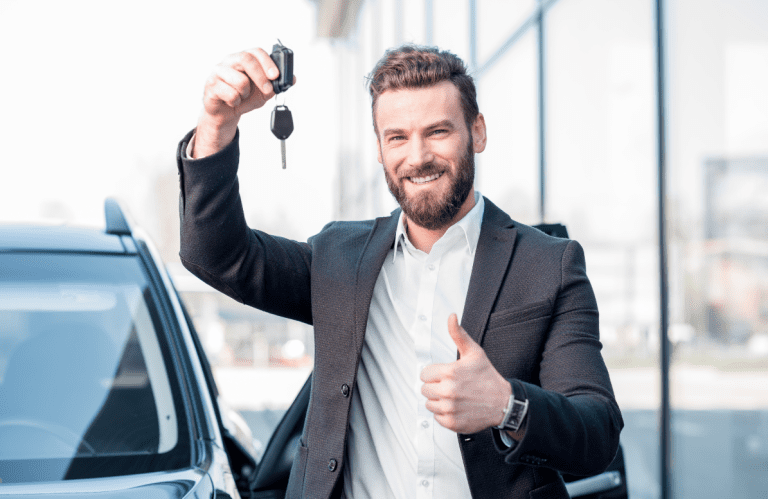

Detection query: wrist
(494, 380), (529, 433)
(193, 113), (239, 159)
(494, 380), (513, 427)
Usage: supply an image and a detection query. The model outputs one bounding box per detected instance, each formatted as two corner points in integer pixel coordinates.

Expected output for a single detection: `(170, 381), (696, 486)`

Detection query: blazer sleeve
(176, 129), (313, 325)
(492, 239), (623, 477)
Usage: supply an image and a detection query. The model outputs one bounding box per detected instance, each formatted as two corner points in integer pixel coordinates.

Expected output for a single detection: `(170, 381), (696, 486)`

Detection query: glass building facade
(327, 0), (768, 497)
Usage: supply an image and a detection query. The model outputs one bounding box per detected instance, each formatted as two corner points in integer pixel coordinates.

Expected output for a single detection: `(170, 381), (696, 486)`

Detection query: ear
(376, 137), (383, 164)
(471, 113), (487, 154)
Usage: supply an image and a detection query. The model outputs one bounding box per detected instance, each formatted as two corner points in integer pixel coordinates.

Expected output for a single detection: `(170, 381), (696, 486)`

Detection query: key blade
(281, 140), (287, 169)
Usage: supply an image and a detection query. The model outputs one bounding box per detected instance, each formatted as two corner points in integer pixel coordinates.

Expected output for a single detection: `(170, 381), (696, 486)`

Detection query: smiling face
(375, 80), (487, 231)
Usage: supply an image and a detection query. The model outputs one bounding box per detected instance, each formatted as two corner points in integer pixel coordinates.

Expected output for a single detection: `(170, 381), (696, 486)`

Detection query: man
(177, 44), (622, 499)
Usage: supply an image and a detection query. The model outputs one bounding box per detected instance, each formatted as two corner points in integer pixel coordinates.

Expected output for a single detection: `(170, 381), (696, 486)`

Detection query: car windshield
(0, 252), (190, 483)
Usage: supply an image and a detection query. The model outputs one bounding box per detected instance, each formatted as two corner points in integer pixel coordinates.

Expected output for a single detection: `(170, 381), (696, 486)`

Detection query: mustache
(397, 163), (443, 180)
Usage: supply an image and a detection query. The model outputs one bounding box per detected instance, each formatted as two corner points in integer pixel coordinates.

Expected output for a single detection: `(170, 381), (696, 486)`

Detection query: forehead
(375, 80), (464, 131)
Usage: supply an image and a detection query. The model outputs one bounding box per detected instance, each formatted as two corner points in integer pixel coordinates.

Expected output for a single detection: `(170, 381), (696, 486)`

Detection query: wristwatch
(494, 382), (529, 432)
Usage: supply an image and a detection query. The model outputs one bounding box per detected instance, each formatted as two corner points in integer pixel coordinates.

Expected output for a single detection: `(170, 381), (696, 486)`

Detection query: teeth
(410, 173), (441, 184)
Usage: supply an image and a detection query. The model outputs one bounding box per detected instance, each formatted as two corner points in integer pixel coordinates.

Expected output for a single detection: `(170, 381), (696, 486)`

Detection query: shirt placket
(412, 248), (441, 499)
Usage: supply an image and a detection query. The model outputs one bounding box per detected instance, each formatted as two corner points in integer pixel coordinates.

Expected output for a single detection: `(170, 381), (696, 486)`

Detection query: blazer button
(328, 459), (338, 472)
(341, 384), (350, 397)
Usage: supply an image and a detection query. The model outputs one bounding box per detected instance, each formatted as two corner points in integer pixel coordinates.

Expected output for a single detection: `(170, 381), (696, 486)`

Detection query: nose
(406, 135), (434, 168)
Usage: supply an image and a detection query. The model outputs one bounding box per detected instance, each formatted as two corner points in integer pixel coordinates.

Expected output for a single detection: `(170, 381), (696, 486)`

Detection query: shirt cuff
(185, 132), (196, 159)
(499, 430), (518, 449)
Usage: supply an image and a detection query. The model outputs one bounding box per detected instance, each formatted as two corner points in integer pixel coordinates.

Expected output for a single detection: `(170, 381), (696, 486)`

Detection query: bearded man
(177, 44), (622, 499)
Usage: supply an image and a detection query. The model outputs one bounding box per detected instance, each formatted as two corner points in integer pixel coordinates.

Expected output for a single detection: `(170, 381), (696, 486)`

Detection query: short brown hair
(368, 44), (479, 134)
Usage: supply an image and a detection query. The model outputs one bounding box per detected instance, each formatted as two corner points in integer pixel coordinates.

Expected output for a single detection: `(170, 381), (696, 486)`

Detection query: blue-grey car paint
(0, 215), (243, 498)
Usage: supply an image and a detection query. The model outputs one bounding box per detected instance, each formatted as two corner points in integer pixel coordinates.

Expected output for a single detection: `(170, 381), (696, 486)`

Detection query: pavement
(215, 365), (768, 498)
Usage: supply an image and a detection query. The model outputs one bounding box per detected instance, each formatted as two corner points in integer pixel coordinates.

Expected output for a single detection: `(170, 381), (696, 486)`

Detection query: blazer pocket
(488, 300), (552, 329)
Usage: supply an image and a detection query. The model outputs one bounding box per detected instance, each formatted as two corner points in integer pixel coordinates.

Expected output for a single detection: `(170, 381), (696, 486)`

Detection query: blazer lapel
(461, 198), (518, 347)
(352, 209), (400, 355)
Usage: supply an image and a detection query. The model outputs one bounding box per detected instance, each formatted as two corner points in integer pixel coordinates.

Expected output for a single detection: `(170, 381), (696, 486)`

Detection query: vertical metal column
(537, 1), (546, 223)
(655, 0), (671, 497)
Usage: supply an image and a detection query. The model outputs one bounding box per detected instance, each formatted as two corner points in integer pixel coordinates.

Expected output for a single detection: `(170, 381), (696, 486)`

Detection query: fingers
(209, 66), (252, 108)
(421, 377), (454, 400)
(447, 313), (476, 357)
(420, 362), (450, 383)
(202, 48), (285, 118)
(425, 398), (452, 415)
(238, 48), (279, 96)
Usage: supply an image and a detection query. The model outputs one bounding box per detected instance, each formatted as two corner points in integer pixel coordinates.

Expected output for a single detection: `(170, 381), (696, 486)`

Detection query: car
(0, 199), (626, 499)
(0, 199), (266, 498)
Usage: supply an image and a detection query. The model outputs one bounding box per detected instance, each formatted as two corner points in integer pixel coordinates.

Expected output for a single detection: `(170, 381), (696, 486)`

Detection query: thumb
(448, 313), (477, 357)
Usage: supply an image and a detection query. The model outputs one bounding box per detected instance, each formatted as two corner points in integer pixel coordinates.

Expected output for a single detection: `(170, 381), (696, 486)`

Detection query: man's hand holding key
(193, 48), (295, 160)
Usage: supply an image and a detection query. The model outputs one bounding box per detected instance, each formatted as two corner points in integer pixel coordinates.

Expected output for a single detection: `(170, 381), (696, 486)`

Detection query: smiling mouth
(408, 172), (443, 185)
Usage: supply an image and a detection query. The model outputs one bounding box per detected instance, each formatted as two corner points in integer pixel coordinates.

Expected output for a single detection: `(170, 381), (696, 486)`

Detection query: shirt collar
(393, 192), (485, 262)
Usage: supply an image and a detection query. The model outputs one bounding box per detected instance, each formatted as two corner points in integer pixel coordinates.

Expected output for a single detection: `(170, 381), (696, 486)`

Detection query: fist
(420, 314), (512, 434)
(202, 48), (282, 125)
(193, 48), (296, 158)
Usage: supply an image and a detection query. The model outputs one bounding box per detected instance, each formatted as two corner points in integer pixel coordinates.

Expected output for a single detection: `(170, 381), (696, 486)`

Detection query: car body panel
(0, 226), (126, 254)
(0, 468), (212, 498)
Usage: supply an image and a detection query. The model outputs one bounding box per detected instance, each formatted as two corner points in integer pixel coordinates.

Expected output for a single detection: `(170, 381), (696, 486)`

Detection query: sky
(0, 0), (339, 244)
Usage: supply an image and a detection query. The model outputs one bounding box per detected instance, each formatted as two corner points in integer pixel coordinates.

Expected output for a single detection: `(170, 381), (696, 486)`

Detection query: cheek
(435, 139), (468, 163)
(382, 150), (406, 173)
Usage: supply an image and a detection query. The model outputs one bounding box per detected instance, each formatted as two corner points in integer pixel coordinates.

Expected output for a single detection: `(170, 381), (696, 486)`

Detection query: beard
(384, 138), (475, 231)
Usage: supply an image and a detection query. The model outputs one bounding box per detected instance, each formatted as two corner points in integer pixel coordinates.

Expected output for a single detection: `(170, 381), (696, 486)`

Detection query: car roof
(0, 224), (129, 253)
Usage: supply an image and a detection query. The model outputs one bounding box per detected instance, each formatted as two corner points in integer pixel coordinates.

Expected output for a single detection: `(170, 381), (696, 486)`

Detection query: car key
(271, 105), (293, 169)
(269, 41), (293, 94)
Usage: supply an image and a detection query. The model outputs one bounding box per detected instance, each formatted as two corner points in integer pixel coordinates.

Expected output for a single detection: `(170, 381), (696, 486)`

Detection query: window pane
(667, 0), (768, 497)
(545, 1), (657, 497)
(476, 29), (539, 223)
(477, 0), (536, 65)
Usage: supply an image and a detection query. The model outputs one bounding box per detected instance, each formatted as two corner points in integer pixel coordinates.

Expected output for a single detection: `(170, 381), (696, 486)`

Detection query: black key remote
(269, 41), (293, 94)
(271, 105), (293, 169)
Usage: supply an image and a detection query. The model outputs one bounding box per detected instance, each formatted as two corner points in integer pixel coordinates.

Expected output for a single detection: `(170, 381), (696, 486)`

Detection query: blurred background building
(1, 0), (767, 497)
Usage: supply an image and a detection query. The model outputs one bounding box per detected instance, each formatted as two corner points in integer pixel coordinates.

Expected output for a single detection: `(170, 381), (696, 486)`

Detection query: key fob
(269, 41), (294, 94)
(271, 105), (294, 139)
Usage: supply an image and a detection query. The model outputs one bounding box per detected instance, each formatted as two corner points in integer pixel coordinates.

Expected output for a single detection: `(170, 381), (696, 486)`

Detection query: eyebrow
(382, 119), (456, 138)
(426, 119), (456, 131)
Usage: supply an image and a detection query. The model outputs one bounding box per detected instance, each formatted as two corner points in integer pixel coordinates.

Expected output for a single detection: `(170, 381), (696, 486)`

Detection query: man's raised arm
(177, 48), (312, 325)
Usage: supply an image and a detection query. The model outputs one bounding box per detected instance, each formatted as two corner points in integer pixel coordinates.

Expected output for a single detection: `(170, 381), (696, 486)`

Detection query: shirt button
(422, 480), (429, 487)
(328, 459), (338, 472)
(341, 384), (350, 397)
(419, 314), (427, 321)
(421, 420), (429, 428)
(427, 264), (435, 271)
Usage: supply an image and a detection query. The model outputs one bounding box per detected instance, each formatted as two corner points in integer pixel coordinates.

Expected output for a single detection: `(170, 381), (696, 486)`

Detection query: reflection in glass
(667, 0), (768, 496)
(545, 1), (657, 497)
(0, 254), (189, 483)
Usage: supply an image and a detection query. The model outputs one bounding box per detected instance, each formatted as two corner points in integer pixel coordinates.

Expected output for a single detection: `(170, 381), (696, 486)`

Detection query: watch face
(506, 398), (529, 431)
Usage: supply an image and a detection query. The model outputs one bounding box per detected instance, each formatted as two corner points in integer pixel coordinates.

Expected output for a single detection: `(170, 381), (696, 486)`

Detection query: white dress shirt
(342, 193), (485, 499)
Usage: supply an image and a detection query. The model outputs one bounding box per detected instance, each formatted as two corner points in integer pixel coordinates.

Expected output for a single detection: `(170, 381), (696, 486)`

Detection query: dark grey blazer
(177, 130), (623, 499)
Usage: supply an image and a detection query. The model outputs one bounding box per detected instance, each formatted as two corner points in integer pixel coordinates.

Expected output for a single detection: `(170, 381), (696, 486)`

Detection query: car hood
(0, 468), (212, 498)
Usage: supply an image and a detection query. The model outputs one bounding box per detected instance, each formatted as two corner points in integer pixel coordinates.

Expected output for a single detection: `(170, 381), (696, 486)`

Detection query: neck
(405, 189), (476, 253)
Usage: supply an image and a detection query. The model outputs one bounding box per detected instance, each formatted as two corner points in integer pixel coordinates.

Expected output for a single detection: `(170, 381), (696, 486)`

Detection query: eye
(430, 129), (448, 136)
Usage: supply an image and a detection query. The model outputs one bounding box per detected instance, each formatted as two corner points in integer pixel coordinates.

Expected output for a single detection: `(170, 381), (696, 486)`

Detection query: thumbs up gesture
(420, 314), (513, 434)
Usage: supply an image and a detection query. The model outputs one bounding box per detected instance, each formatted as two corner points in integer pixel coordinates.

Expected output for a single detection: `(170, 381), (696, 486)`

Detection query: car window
(0, 253), (190, 483)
